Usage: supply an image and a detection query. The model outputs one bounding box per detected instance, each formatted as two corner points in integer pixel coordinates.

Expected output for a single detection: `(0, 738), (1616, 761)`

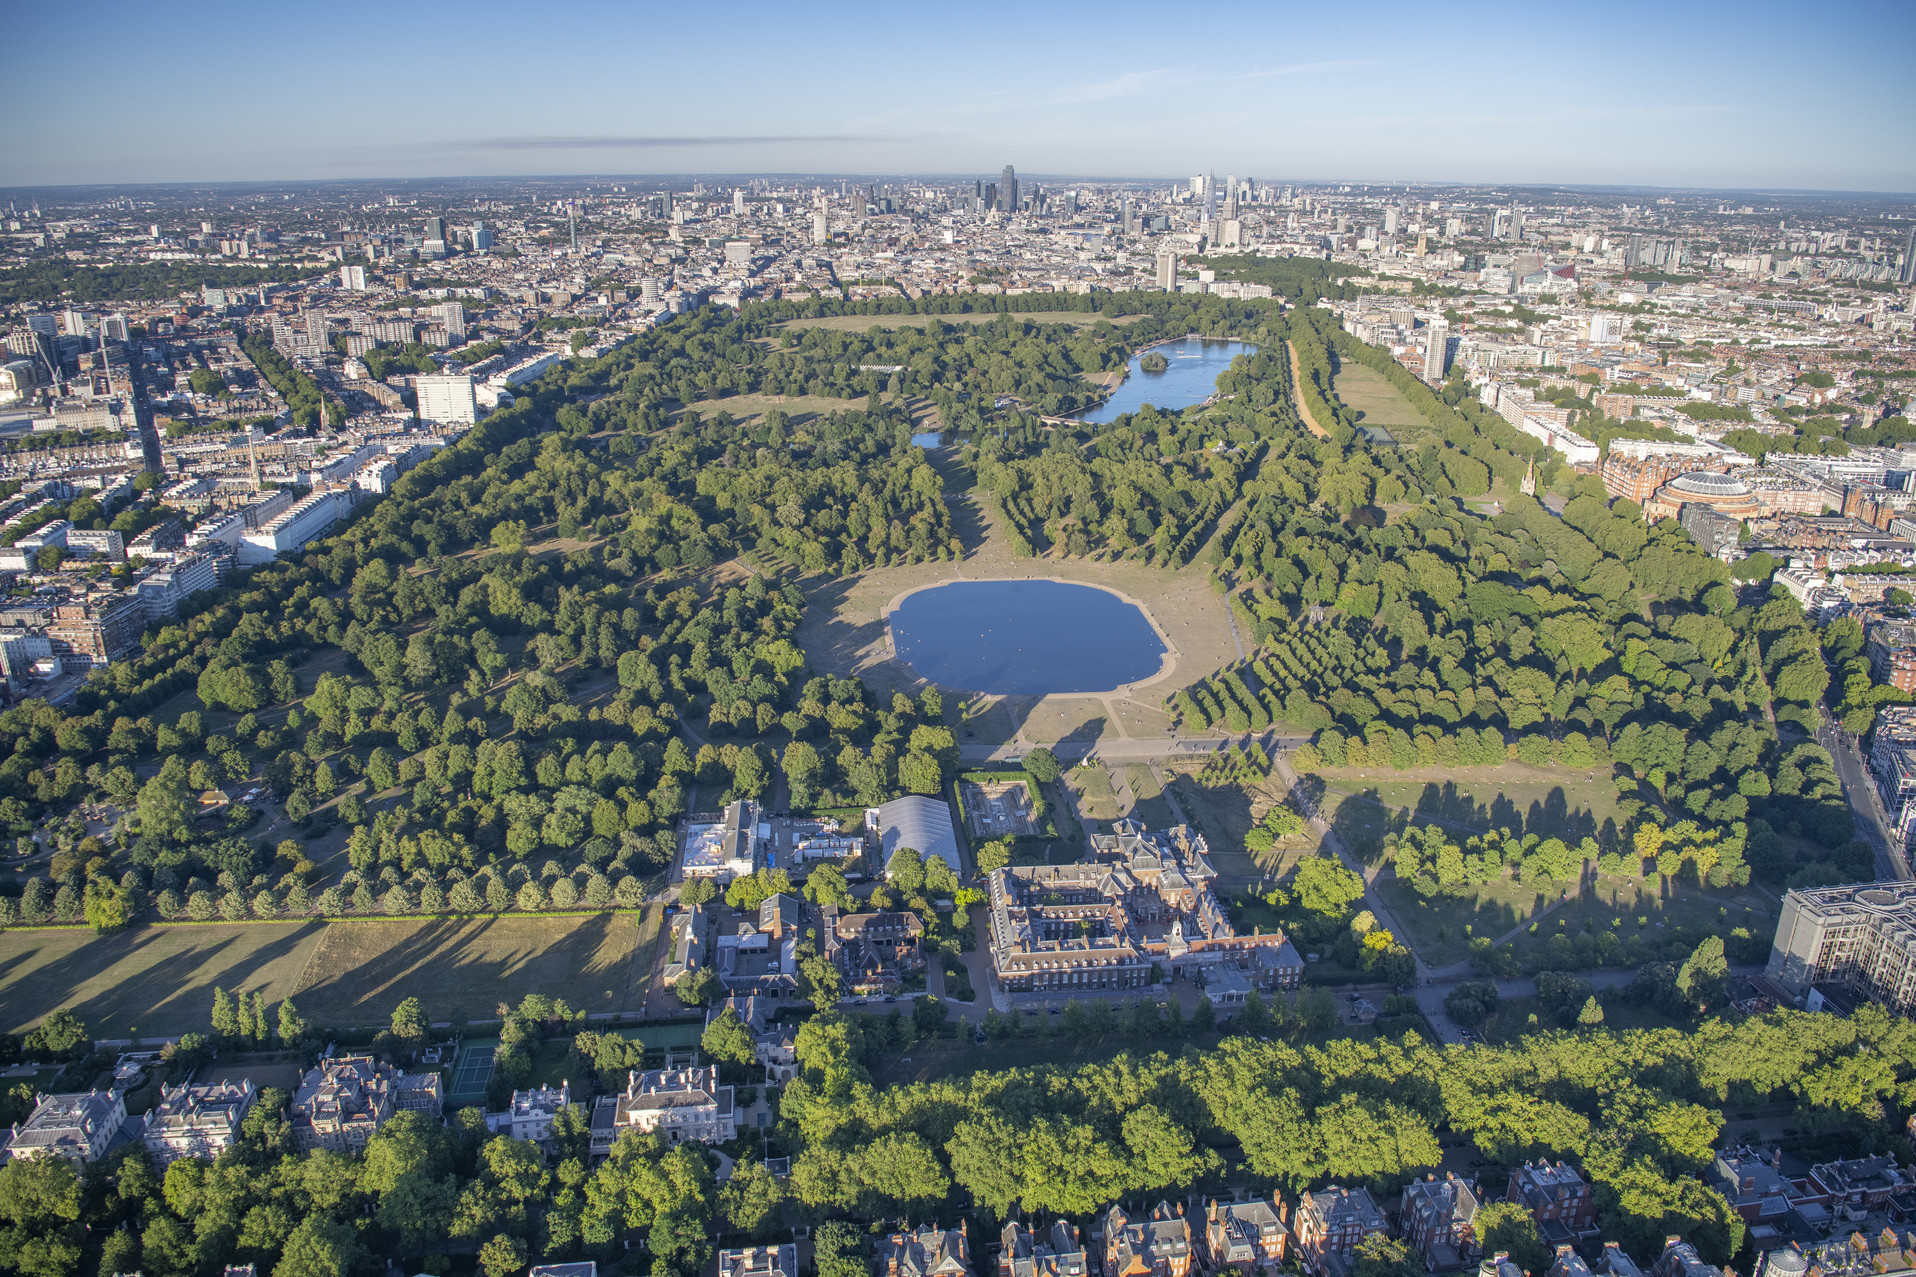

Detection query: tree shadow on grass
(791, 573), (890, 678)
(292, 913), (630, 1029)
(0, 923), (324, 1038)
(1326, 785), (1406, 865)
(1403, 781), (1605, 847)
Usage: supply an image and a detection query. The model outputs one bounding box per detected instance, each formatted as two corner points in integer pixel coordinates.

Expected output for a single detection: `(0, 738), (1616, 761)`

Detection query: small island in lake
(1139, 351), (1169, 372)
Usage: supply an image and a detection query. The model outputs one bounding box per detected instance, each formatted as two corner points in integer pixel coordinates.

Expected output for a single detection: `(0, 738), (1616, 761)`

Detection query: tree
(196, 656), (271, 712)
(390, 996), (427, 1043)
(1475, 1201), (1549, 1275)
(1577, 995), (1606, 1027)
(137, 755), (195, 842)
(701, 1007), (758, 1069)
(0, 1141), (82, 1225)
(799, 952), (845, 1010)
(1536, 971), (1596, 1026)
(718, 1160), (786, 1238)
(675, 968), (721, 1006)
(1351, 1233), (1421, 1277)
(680, 878), (718, 908)
(886, 846), (926, 894)
(278, 998), (308, 1044)
(1677, 935), (1729, 1011)
(1024, 747), (1061, 783)
(477, 1232), (527, 1277)
(1440, 977), (1502, 1027)
(83, 875), (134, 933)
(19, 1009), (86, 1061)
(1292, 855), (1365, 918)
(923, 853), (959, 898)
(914, 994), (950, 1036)
(650, 1209), (711, 1277)
(273, 1215), (369, 1277)
(782, 740), (823, 808)
(814, 1221), (868, 1277)
(975, 838), (1012, 875)
(802, 862), (854, 909)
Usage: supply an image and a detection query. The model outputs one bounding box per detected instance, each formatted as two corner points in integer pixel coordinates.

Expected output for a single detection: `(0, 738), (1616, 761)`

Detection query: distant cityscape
(0, 170), (1908, 698)
(0, 152), (1914, 1277)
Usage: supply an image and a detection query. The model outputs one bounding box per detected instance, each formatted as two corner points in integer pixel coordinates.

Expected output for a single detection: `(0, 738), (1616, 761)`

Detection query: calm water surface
(1076, 336), (1258, 424)
(888, 579), (1167, 694)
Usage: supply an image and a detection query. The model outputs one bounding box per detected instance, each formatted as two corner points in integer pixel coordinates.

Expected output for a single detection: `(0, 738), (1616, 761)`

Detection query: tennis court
(448, 1039), (497, 1104)
(618, 1021), (703, 1051)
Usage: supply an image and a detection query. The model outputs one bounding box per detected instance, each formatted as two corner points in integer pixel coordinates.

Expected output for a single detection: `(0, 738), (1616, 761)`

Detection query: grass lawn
(1332, 363), (1434, 440)
(0, 910), (663, 1039)
(1374, 875), (1563, 968)
(1067, 764), (1122, 824)
(293, 909), (662, 1029)
(0, 922), (329, 1039)
(1377, 870), (1776, 970)
(1126, 764), (1179, 830)
(1504, 876), (1775, 966)
(1302, 764), (1625, 865)
(1477, 993), (1691, 1044)
(673, 392), (924, 429)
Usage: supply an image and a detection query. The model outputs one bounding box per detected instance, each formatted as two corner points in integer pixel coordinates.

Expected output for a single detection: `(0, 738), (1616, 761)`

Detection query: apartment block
(1710, 1146), (1794, 1223)
(820, 902), (926, 993)
(1651, 1238), (1725, 1277)
(1868, 622), (1916, 694)
(45, 597), (145, 667)
(1768, 881), (1916, 1013)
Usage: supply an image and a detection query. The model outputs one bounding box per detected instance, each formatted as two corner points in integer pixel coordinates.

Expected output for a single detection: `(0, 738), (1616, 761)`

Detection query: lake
(887, 579), (1168, 694)
(1076, 336), (1258, 424)
(910, 431), (943, 448)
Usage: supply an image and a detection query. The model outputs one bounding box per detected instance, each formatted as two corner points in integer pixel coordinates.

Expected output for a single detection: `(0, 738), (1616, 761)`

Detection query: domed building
(1645, 469), (1761, 523)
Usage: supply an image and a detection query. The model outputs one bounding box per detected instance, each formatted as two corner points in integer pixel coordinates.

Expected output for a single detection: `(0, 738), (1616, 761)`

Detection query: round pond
(886, 579), (1168, 694)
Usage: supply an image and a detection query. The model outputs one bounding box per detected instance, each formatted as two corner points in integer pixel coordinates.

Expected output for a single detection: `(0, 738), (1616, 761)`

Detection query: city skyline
(5, 0), (1913, 192)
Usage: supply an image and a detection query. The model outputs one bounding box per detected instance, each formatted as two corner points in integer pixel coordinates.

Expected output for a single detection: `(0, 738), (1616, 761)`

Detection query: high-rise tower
(1422, 319), (1450, 382)
(998, 165), (1018, 213)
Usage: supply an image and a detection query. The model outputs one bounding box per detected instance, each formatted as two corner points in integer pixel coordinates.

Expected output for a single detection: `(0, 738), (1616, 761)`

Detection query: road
(1817, 709), (1909, 882)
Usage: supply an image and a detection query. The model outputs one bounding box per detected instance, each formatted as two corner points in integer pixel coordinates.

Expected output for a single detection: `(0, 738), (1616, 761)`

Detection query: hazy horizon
(7, 0), (1913, 193)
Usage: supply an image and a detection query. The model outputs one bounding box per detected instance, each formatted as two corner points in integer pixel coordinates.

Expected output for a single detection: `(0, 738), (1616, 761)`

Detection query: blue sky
(8, 0), (1913, 192)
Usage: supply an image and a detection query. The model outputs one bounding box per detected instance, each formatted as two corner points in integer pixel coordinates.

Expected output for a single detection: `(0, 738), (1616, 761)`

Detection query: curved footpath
(1286, 339), (1332, 440)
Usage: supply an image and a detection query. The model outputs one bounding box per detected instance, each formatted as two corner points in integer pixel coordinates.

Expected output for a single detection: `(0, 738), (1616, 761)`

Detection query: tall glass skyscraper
(998, 165), (1018, 213)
